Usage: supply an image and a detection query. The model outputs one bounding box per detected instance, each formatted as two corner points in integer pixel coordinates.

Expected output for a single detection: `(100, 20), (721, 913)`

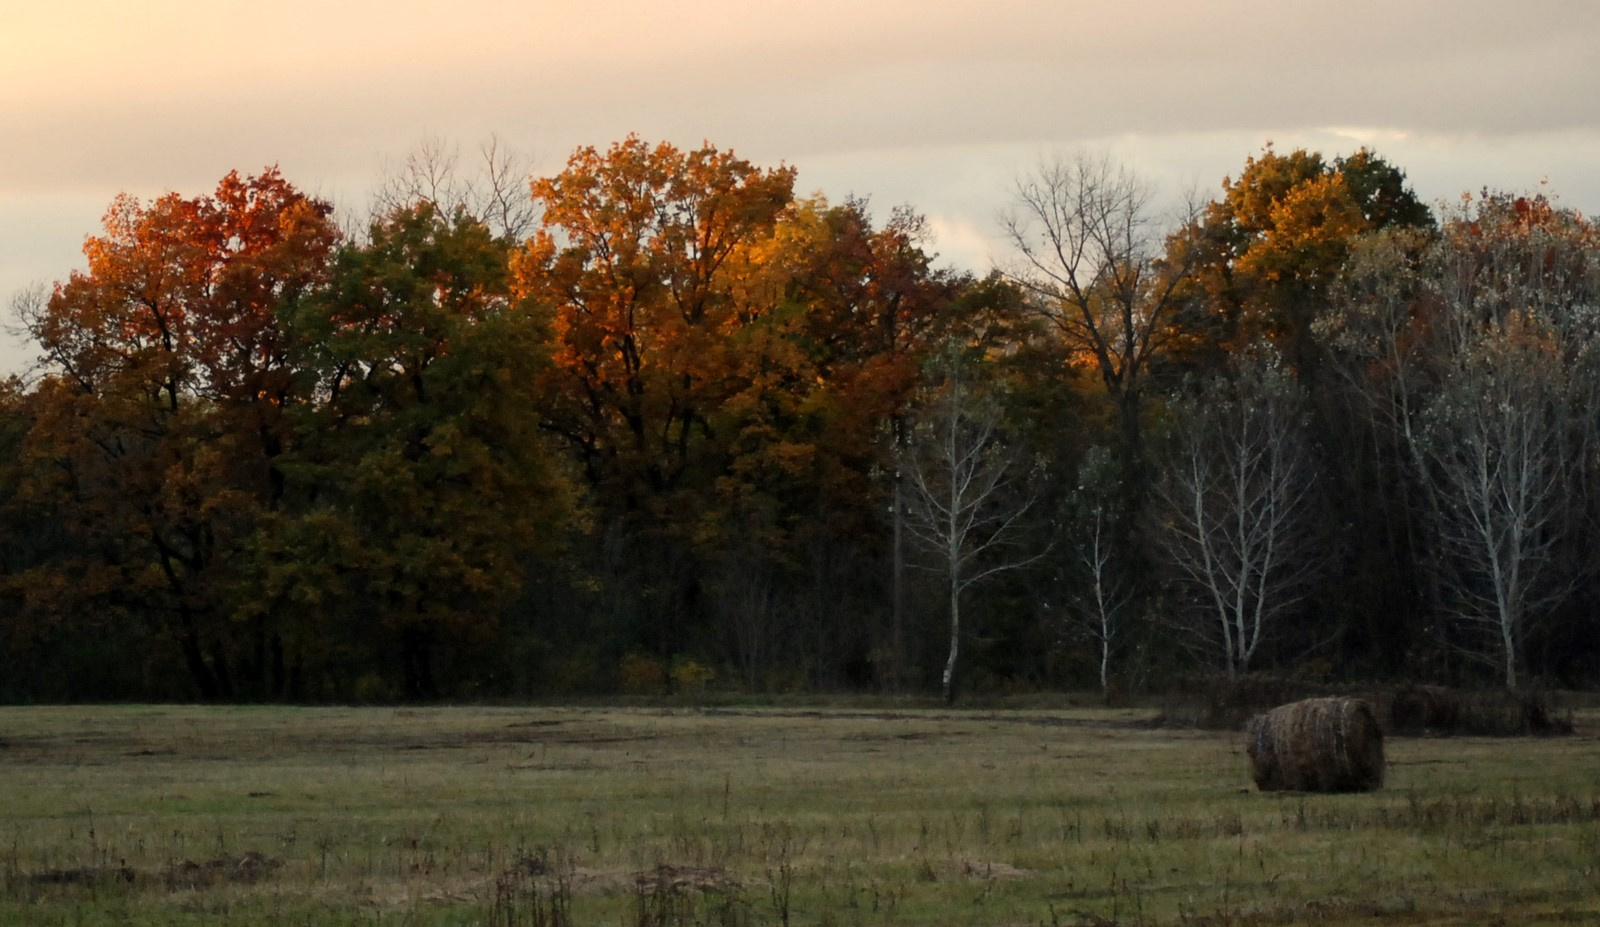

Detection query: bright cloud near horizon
(4, 0), (1599, 375)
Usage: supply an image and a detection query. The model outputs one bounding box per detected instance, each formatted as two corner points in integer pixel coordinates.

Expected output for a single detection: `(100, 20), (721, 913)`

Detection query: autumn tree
(512, 136), (797, 667)
(0, 377), (39, 697)
(1314, 228), (1442, 670)
(513, 137), (989, 687)
(516, 136), (794, 503)
(1179, 144), (1434, 380)
(13, 170), (339, 698)
(727, 195), (975, 687)
(1317, 189), (1600, 684)
(1414, 193), (1600, 688)
(1161, 145), (1435, 674)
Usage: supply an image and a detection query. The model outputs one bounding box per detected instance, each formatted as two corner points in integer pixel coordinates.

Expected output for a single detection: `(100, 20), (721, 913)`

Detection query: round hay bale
(1245, 697), (1385, 793)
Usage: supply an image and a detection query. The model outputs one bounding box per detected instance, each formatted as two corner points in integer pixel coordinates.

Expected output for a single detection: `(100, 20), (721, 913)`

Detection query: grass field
(1, 702), (1598, 925)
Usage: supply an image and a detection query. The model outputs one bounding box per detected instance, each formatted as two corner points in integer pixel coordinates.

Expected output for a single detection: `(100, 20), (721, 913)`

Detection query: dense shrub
(1384, 685), (1573, 737)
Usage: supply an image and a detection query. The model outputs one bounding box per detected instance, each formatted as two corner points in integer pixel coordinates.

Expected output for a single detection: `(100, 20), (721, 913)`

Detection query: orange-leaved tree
(14, 169), (340, 698)
(512, 136), (796, 666)
(1175, 144), (1434, 382)
(702, 195), (974, 688)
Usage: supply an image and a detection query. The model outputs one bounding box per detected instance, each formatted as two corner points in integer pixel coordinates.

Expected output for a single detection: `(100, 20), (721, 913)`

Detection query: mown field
(1, 702), (1598, 925)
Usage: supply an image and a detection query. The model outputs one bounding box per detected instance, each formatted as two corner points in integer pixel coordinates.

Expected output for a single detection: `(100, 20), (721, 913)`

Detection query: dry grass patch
(0, 703), (1598, 924)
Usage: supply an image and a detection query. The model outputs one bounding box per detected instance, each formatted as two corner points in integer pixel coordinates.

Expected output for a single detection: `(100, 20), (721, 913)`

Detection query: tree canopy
(4, 140), (1598, 701)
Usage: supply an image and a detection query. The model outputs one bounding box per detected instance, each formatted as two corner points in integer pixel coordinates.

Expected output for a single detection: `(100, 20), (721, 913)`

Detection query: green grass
(1, 702), (1598, 925)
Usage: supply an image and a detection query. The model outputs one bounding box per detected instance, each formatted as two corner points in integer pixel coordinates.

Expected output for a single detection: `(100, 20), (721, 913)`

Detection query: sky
(4, 0), (1599, 376)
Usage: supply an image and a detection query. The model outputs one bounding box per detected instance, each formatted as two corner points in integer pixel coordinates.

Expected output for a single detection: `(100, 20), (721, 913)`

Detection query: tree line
(2, 137), (1597, 702)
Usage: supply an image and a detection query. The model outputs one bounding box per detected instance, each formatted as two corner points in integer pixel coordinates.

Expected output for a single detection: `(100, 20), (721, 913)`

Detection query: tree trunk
(400, 628), (437, 700)
(270, 633), (286, 700)
(1502, 622), (1519, 692)
(209, 640), (236, 700)
(1118, 387), (1144, 482)
(177, 626), (220, 701)
(942, 573), (960, 703)
(1099, 627), (1110, 698)
(892, 470), (904, 693)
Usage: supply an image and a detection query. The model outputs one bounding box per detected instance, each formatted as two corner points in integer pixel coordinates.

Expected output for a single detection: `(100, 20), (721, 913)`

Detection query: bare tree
(902, 350), (1042, 701)
(1155, 347), (1320, 678)
(1055, 446), (1132, 699)
(6, 284), (49, 381)
(1002, 154), (1198, 467)
(373, 134), (538, 240)
(1419, 312), (1578, 690)
(1324, 194), (1600, 689)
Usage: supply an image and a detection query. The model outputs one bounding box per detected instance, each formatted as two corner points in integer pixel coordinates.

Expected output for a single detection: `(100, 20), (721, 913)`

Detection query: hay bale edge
(1246, 696), (1385, 793)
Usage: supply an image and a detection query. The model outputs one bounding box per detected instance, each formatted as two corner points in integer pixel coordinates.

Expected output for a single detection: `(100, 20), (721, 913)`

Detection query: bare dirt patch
(24, 851), (282, 894)
(634, 862), (742, 894)
(27, 865), (135, 887)
(955, 859), (1034, 880)
(163, 851), (283, 890)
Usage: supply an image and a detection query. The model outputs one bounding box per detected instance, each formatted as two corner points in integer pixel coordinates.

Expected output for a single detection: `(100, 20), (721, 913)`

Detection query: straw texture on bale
(1245, 697), (1385, 793)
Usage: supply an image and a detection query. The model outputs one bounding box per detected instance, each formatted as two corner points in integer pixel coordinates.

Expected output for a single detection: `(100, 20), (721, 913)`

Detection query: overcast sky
(4, 0), (1598, 376)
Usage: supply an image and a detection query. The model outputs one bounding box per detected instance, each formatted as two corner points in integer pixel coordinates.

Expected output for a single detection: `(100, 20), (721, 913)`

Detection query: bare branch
(1419, 312), (1576, 690)
(1000, 153), (1200, 463)
(373, 134), (538, 240)
(901, 351), (1042, 700)
(1154, 346), (1321, 677)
